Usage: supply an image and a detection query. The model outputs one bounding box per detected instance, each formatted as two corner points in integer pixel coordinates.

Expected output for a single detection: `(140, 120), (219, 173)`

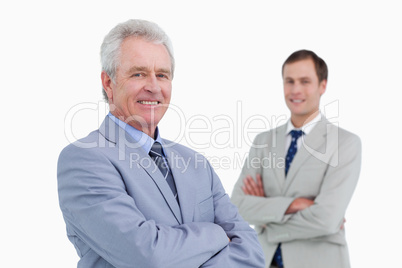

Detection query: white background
(1, 0), (401, 267)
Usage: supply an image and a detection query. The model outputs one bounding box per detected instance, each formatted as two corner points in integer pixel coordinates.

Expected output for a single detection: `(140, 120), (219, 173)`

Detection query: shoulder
(58, 129), (109, 165)
(253, 123), (286, 145)
(319, 121), (362, 161)
(326, 122), (361, 147)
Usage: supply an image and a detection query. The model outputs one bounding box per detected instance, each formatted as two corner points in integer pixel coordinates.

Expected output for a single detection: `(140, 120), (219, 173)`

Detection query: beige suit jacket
(231, 117), (361, 268)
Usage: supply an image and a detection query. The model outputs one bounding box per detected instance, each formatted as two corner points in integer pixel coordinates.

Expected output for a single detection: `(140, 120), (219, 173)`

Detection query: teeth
(292, 99), (303, 103)
(139, 101), (158, 105)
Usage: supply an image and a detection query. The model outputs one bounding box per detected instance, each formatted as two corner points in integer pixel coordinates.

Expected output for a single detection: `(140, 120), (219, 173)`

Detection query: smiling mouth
(138, 101), (160, 105)
(291, 99), (304, 103)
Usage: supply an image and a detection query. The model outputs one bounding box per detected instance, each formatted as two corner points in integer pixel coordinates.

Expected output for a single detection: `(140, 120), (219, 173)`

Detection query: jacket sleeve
(57, 144), (229, 268)
(231, 133), (295, 227)
(199, 160), (265, 268)
(265, 134), (362, 242)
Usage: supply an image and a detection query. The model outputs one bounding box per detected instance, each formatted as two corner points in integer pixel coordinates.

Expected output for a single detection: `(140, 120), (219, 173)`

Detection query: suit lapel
(163, 145), (196, 224)
(284, 118), (328, 192)
(271, 125), (287, 191)
(137, 152), (183, 225)
(99, 117), (183, 224)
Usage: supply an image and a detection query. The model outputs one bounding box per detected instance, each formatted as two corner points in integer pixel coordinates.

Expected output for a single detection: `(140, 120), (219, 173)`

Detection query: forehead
(283, 59), (317, 79)
(119, 36), (171, 69)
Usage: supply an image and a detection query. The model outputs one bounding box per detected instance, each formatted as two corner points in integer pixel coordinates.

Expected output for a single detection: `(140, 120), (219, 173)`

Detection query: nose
(290, 82), (302, 94)
(144, 75), (161, 93)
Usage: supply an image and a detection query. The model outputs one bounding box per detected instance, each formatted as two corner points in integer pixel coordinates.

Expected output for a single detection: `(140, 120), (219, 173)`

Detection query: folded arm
(265, 135), (361, 242)
(267, 139), (361, 242)
(243, 174), (314, 215)
(199, 160), (265, 267)
(231, 139), (296, 226)
(232, 133), (361, 242)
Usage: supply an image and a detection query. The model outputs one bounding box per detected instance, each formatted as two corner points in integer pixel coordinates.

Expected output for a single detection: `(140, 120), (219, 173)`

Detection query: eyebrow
(126, 66), (171, 76)
(284, 76), (311, 81)
(157, 68), (172, 76)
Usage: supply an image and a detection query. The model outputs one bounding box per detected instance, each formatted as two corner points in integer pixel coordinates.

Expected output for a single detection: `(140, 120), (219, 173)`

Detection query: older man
(57, 19), (265, 268)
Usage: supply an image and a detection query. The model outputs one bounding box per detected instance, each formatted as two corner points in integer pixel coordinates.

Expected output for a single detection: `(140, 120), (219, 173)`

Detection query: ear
(319, 79), (327, 96)
(101, 71), (114, 101)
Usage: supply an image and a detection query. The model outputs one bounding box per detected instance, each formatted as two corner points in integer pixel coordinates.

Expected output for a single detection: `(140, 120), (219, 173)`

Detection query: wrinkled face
(283, 59), (326, 125)
(102, 36), (172, 137)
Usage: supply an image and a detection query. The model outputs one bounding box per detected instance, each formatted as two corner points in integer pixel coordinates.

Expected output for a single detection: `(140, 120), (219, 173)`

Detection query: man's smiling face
(102, 36), (172, 137)
(283, 58), (326, 126)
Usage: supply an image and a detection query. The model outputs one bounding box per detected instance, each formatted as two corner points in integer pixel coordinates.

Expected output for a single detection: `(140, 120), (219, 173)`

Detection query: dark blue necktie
(285, 130), (303, 176)
(149, 142), (178, 202)
(273, 130), (303, 268)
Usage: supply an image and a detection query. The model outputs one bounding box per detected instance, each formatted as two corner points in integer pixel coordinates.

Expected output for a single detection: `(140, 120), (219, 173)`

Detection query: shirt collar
(286, 112), (322, 136)
(107, 113), (164, 154)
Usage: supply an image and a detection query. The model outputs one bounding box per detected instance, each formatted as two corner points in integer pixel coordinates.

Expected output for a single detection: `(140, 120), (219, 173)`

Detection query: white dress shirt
(285, 113), (322, 153)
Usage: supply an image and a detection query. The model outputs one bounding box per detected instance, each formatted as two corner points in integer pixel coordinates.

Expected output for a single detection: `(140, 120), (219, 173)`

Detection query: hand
(340, 218), (346, 230)
(285, 197), (314, 214)
(242, 174), (265, 197)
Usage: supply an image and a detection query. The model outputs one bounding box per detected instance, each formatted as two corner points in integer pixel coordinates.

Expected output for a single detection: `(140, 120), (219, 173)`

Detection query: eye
(157, 73), (170, 79)
(301, 80), (310, 84)
(131, 73), (146, 78)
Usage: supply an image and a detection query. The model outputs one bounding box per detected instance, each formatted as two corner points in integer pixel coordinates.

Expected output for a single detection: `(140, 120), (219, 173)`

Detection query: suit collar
(283, 117), (330, 191)
(104, 113), (162, 154)
(99, 116), (183, 224)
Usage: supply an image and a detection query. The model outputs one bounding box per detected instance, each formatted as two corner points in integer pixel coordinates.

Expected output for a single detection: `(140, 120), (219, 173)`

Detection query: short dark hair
(282, 49), (328, 82)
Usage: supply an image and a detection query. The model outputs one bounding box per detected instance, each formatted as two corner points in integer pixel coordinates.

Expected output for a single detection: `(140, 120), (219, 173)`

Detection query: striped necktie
(149, 141), (178, 202)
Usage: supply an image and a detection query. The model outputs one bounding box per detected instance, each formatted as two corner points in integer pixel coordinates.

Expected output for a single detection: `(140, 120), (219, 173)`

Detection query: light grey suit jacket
(231, 117), (361, 268)
(58, 116), (265, 268)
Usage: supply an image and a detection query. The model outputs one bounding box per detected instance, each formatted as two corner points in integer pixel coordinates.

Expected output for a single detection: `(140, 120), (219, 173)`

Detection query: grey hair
(100, 19), (175, 101)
